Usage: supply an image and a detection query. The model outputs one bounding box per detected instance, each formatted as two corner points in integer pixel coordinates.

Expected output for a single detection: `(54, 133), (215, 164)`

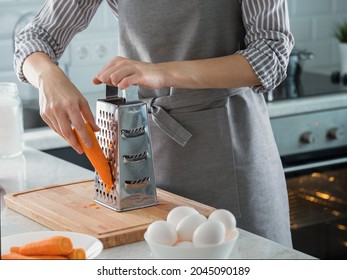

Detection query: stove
(267, 72), (347, 168)
(266, 72), (347, 102)
(266, 72), (347, 259)
(266, 72), (347, 120)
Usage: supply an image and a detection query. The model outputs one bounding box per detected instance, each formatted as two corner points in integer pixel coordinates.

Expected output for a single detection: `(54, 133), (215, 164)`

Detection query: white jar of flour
(0, 83), (24, 158)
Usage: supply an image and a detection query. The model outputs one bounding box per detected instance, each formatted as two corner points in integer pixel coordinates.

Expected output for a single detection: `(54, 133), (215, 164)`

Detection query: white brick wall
(0, 0), (347, 100)
(0, 0), (118, 100)
(289, 0), (347, 70)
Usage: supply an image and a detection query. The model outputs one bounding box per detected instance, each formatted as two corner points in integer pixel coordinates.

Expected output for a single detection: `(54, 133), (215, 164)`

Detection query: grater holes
(121, 125), (146, 138)
(125, 177), (149, 184)
(123, 151), (147, 163)
(125, 177), (150, 190)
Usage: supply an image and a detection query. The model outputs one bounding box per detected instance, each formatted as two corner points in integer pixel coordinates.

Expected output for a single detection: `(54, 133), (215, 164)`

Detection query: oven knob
(300, 132), (315, 144)
(327, 127), (344, 140)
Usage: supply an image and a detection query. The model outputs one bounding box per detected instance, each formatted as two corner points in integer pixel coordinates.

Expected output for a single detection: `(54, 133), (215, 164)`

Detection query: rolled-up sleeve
(237, 0), (295, 93)
(14, 0), (102, 83)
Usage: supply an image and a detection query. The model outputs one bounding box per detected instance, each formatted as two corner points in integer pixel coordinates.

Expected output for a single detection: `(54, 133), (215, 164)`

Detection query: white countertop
(0, 129), (315, 259)
(24, 127), (68, 150)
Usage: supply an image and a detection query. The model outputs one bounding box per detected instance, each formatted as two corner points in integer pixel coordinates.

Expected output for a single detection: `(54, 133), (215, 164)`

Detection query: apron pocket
(150, 99), (241, 218)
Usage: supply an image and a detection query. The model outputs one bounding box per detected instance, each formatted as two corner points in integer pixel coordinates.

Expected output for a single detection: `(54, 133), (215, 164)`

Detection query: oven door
(283, 149), (347, 260)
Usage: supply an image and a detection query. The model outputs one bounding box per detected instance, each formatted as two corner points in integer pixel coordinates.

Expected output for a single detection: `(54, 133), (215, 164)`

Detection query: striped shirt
(14, 0), (294, 93)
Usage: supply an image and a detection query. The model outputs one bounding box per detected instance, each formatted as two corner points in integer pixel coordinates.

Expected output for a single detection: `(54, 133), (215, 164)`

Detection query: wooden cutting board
(4, 180), (215, 248)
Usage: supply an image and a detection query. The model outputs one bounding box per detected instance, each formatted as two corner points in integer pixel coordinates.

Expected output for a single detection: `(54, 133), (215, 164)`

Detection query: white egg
(176, 213), (207, 242)
(167, 206), (199, 227)
(225, 228), (239, 241)
(145, 220), (177, 246)
(174, 241), (194, 248)
(192, 220), (225, 247)
(208, 209), (236, 236)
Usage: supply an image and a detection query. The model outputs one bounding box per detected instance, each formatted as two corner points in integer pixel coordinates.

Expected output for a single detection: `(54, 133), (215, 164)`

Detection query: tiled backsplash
(0, 0), (347, 100)
(289, 0), (347, 71)
(0, 0), (118, 101)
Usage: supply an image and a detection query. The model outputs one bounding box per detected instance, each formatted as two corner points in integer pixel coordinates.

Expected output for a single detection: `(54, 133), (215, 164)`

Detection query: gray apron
(115, 0), (292, 247)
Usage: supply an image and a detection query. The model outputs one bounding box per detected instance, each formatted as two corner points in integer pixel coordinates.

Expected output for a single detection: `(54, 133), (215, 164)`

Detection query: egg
(208, 209), (236, 237)
(192, 220), (225, 247)
(145, 220), (177, 246)
(226, 228), (239, 241)
(176, 213), (207, 242)
(167, 206), (199, 227)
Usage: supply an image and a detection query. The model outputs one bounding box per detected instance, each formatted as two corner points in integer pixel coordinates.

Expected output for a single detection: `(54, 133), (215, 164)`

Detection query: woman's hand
(23, 52), (99, 154)
(38, 69), (99, 154)
(92, 55), (261, 90)
(93, 56), (167, 89)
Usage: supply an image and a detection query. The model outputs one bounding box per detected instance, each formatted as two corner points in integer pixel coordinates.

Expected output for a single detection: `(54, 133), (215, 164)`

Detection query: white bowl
(144, 228), (239, 259)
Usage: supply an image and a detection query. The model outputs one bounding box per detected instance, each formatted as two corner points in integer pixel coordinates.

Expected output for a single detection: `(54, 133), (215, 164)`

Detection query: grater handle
(121, 85), (139, 102)
(106, 85), (118, 99)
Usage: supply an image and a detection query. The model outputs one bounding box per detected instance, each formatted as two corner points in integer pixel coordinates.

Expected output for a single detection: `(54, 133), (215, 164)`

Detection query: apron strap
(142, 88), (243, 147)
(150, 102), (192, 147)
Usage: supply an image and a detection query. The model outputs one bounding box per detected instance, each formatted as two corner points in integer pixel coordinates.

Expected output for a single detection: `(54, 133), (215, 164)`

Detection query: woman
(14, 0), (294, 247)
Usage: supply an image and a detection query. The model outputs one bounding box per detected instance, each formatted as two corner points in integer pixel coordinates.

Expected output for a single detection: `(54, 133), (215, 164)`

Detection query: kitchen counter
(267, 92), (347, 118)
(0, 129), (315, 259)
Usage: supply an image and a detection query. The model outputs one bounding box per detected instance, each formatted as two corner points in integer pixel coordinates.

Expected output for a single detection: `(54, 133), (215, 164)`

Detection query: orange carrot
(66, 248), (86, 260)
(10, 246), (20, 253)
(1, 252), (68, 260)
(73, 122), (113, 193)
(18, 235), (73, 256)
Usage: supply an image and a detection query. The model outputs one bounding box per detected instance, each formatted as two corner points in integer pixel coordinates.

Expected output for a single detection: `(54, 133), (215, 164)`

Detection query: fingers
(93, 56), (139, 87)
(117, 76), (138, 90)
(80, 98), (100, 132)
(93, 56), (165, 90)
(92, 58), (119, 85)
(65, 99), (99, 154)
(97, 67), (136, 87)
(59, 111), (85, 154)
(41, 103), (84, 154)
(92, 76), (102, 85)
(39, 92), (97, 154)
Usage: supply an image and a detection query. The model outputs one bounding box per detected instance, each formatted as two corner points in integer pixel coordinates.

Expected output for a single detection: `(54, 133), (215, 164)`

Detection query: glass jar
(0, 83), (24, 158)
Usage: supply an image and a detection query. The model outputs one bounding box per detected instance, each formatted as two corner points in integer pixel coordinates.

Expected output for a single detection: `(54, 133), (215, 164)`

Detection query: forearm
(14, 0), (102, 84)
(22, 52), (64, 89)
(159, 54), (261, 89)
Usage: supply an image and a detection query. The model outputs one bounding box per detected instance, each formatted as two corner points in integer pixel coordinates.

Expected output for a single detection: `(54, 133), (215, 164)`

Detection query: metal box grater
(93, 92), (158, 211)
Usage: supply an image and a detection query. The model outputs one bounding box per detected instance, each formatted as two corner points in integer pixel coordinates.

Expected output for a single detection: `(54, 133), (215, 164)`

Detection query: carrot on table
(66, 248), (86, 260)
(10, 246), (20, 253)
(73, 122), (113, 193)
(1, 252), (68, 260)
(18, 235), (73, 256)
